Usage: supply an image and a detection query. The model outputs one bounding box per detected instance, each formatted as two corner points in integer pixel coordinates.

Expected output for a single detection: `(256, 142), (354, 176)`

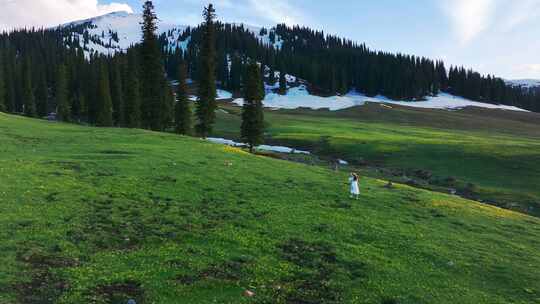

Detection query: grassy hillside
(213, 102), (540, 216)
(1, 112), (540, 304)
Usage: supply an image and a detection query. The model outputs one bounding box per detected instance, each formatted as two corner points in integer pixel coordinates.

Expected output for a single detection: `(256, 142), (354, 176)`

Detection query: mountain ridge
(55, 12), (530, 113)
(59, 11), (280, 57)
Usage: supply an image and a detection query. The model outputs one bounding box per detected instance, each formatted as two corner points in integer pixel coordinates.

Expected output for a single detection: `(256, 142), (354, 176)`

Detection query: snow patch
(231, 85), (528, 112)
(207, 138), (245, 147)
(217, 89), (233, 100)
(207, 138), (310, 154)
(189, 89), (233, 101)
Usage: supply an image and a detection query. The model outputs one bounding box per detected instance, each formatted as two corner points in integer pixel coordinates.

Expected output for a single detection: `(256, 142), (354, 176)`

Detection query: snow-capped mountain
(60, 11), (281, 57)
(61, 11), (186, 56)
(506, 79), (540, 89)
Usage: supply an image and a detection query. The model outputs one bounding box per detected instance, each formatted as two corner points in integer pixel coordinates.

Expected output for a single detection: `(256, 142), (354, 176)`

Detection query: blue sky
(3, 0), (540, 79)
(103, 0), (540, 80)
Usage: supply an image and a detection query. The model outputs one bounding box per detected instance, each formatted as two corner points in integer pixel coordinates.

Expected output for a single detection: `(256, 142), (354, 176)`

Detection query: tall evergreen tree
(228, 54), (242, 94)
(278, 68), (287, 95)
(4, 51), (15, 113)
(74, 90), (86, 122)
(241, 62), (265, 153)
(268, 65), (276, 86)
(195, 4), (217, 138)
(140, 0), (167, 131)
(110, 61), (125, 126)
(35, 72), (49, 117)
(217, 52), (229, 88)
(96, 62), (113, 127)
(56, 64), (71, 122)
(175, 63), (192, 134)
(22, 59), (36, 117)
(124, 51), (142, 128)
(0, 52), (5, 112)
(162, 78), (175, 129)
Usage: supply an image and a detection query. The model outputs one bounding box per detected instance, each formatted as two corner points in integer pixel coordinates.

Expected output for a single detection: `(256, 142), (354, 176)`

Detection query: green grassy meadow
(1, 112), (540, 303)
(212, 103), (540, 216)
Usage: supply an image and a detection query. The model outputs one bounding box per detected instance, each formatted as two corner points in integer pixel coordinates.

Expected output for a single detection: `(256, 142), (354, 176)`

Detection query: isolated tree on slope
(96, 62), (113, 127)
(56, 64), (71, 122)
(140, 0), (167, 131)
(196, 4), (217, 138)
(241, 62), (265, 153)
(175, 63), (192, 134)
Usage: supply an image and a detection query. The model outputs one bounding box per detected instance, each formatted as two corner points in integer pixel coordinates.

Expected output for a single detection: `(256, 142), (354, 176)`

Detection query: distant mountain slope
(56, 11), (539, 112)
(506, 79), (540, 89)
(60, 11), (280, 57)
(57, 12), (530, 113)
(61, 12), (186, 56)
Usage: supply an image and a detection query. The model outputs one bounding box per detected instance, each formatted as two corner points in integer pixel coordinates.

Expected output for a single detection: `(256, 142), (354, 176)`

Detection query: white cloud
(442, 0), (540, 45)
(442, 0), (497, 45)
(246, 0), (305, 25)
(0, 0), (133, 30)
(516, 63), (540, 74)
(500, 0), (540, 32)
(169, 0), (307, 26)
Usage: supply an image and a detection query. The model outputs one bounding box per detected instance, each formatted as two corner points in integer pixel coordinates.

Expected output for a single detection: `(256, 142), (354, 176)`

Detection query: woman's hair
(352, 173), (359, 181)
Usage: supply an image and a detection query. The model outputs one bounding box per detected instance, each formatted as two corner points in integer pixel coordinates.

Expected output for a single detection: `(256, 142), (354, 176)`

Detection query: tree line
(1, 1), (539, 125)
(160, 23), (540, 111)
(0, 1), (265, 150)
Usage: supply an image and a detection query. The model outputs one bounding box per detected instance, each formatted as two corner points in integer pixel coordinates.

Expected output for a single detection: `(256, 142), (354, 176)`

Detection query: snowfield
(231, 85), (528, 112)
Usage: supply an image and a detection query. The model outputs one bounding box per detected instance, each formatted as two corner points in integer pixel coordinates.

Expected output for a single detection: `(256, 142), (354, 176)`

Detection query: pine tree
(268, 65), (276, 86)
(4, 50), (15, 113)
(217, 52), (229, 88)
(241, 62), (265, 153)
(278, 68), (287, 95)
(124, 51), (142, 128)
(162, 78), (175, 129)
(35, 72), (48, 117)
(22, 59), (37, 117)
(175, 63), (192, 134)
(110, 61), (125, 126)
(140, 0), (167, 131)
(0, 52), (5, 112)
(228, 54), (242, 94)
(56, 64), (71, 121)
(195, 4), (217, 138)
(96, 62), (113, 127)
(75, 90), (86, 122)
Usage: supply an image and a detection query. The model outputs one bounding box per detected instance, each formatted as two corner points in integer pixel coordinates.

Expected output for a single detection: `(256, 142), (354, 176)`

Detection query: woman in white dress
(349, 173), (360, 199)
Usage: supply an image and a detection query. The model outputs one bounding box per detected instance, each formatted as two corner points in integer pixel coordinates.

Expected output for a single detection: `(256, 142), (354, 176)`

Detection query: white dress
(349, 177), (360, 195)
